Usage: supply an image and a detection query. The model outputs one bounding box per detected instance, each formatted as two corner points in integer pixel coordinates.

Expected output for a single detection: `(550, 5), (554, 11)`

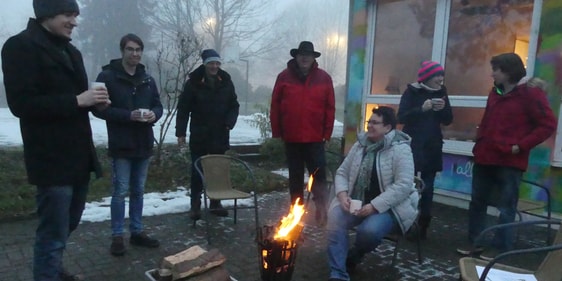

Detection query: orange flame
(306, 175), (314, 193)
(274, 198), (305, 240)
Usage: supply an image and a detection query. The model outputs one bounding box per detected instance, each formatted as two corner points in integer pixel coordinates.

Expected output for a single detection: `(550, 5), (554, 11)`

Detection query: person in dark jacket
(270, 41), (336, 225)
(397, 61), (453, 239)
(457, 53), (556, 259)
(1, 0), (108, 280)
(93, 34), (163, 256)
(175, 49), (240, 221)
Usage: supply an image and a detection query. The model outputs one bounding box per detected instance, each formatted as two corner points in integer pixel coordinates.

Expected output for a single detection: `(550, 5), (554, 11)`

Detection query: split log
(184, 266), (231, 281)
(161, 246), (226, 280)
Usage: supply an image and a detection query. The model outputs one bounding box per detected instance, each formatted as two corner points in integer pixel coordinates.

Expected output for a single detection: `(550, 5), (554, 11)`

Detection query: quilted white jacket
(329, 130), (419, 234)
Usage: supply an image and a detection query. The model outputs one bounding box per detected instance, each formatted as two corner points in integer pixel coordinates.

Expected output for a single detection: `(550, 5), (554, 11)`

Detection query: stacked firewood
(159, 245), (231, 281)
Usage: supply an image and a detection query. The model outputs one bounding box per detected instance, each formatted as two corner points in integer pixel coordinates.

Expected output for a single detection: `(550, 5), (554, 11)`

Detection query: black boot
(209, 200), (228, 217)
(188, 199), (201, 221)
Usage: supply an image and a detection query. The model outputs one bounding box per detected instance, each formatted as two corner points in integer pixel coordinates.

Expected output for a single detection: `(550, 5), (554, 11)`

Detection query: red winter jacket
(472, 81), (556, 171)
(270, 59), (335, 143)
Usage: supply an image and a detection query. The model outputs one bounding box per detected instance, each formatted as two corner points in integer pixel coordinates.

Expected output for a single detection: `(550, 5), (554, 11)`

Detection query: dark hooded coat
(175, 65), (239, 153)
(93, 59), (163, 158)
(1, 19), (102, 186)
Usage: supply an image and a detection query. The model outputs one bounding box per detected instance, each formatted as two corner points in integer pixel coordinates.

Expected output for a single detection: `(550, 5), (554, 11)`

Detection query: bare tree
(151, 33), (202, 165)
(76, 0), (154, 78)
(197, 0), (276, 57)
(147, 1), (203, 164)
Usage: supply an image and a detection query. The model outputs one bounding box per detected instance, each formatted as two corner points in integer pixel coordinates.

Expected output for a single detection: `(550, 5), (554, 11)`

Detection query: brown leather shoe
(110, 236), (126, 256)
(59, 268), (84, 281)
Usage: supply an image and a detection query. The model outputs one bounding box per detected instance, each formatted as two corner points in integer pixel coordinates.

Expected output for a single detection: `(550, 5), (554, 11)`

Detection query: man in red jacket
(270, 41), (336, 225)
(457, 53), (556, 260)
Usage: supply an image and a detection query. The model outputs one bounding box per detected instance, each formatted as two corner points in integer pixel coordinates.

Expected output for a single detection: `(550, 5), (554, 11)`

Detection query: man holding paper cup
(93, 33), (163, 257)
(2, 0), (109, 279)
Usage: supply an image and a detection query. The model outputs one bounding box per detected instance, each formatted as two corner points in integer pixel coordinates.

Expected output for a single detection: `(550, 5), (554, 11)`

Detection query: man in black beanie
(175, 49), (240, 221)
(2, 0), (109, 280)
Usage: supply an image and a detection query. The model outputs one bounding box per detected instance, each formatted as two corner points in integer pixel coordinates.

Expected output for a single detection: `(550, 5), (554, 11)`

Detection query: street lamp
(239, 58), (250, 114)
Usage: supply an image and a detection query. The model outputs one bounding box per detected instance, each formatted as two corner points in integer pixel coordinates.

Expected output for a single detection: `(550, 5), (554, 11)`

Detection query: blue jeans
(468, 164), (521, 251)
(284, 142), (327, 204)
(110, 157), (150, 236)
(34, 183), (89, 281)
(326, 206), (395, 281)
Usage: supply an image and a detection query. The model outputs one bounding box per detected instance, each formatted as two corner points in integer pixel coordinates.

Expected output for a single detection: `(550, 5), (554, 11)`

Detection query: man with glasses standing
(93, 33), (163, 256)
(270, 41), (336, 225)
(2, 0), (109, 279)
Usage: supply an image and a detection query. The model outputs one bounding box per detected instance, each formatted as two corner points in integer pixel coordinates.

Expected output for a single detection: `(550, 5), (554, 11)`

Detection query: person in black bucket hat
(290, 41), (321, 58)
(270, 41), (335, 225)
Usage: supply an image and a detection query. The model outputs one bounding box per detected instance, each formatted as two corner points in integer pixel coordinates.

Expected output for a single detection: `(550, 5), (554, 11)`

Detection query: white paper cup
(138, 108), (150, 122)
(350, 199), (362, 213)
(90, 82), (106, 90)
(431, 98), (443, 111)
(431, 98), (442, 104)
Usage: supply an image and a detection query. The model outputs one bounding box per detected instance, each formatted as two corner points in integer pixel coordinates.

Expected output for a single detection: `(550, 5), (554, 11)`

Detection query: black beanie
(33, 0), (80, 19)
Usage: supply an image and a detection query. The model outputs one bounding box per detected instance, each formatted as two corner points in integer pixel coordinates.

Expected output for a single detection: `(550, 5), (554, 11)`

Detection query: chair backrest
(535, 223), (562, 280)
(197, 155), (234, 194)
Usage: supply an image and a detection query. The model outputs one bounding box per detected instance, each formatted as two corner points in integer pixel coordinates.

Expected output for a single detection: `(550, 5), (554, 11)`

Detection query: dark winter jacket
(270, 59), (335, 142)
(93, 59), (163, 158)
(397, 83), (453, 173)
(473, 79), (556, 171)
(1, 19), (102, 186)
(175, 65), (239, 153)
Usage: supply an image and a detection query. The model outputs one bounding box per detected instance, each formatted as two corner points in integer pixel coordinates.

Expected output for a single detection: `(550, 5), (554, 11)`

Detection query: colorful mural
(343, 0), (369, 151)
(345, 0), (562, 213)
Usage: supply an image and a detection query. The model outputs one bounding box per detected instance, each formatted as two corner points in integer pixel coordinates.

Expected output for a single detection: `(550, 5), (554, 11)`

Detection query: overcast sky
(1, 0), (33, 35)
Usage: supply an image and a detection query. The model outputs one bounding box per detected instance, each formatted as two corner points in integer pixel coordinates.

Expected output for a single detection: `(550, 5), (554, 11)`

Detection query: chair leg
(253, 193), (260, 242)
(416, 227), (423, 264)
(204, 196), (212, 245)
(391, 240), (399, 267)
(234, 199), (238, 224)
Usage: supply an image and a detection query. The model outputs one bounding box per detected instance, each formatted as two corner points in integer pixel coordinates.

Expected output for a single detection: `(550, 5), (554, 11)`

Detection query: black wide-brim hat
(290, 41), (321, 58)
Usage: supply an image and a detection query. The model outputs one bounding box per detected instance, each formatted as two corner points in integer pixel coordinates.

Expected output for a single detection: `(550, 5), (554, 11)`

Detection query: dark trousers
(468, 164), (521, 251)
(189, 147), (227, 201)
(419, 171), (436, 219)
(284, 142), (327, 204)
(33, 183), (89, 281)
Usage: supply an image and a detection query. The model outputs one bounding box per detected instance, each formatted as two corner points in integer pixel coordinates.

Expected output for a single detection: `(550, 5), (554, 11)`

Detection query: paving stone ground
(0, 190), (553, 281)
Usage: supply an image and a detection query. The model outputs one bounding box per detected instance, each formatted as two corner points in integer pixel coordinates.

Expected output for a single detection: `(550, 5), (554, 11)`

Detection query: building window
(370, 0), (437, 95)
(444, 0), (533, 96)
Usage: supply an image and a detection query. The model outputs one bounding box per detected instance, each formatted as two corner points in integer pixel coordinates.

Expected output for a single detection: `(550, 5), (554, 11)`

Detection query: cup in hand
(350, 199), (362, 214)
(138, 108), (150, 122)
(90, 82), (106, 90)
(431, 98), (444, 110)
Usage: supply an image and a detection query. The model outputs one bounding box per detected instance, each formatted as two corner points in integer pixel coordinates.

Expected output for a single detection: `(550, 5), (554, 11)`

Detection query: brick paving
(0, 190), (552, 281)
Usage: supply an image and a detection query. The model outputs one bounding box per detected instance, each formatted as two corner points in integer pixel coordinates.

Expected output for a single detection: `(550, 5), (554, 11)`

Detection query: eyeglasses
(124, 47), (143, 53)
(366, 120), (384, 126)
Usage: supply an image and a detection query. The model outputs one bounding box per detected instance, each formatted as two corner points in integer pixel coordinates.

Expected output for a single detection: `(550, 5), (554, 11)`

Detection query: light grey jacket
(329, 130), (419, 234)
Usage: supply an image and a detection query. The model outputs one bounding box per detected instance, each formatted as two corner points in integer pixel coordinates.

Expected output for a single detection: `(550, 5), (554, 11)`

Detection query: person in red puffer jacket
(457, 53), (556, 260)
(270, 41), (336, 225)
